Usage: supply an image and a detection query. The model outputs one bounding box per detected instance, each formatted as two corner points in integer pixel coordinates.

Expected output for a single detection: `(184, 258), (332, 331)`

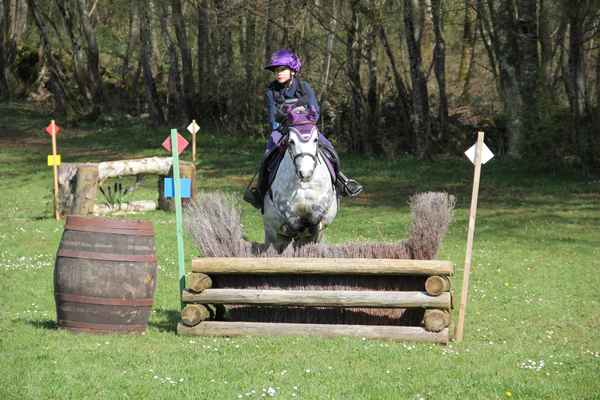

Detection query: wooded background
(1, 1), (599, 168)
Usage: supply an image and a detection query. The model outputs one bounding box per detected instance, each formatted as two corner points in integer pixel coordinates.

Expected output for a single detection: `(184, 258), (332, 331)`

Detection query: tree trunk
(0, 0), (10, 100)
(379, 24), (411, 115)
(321, 0), (337, 102)
(347, 0), (364, 152)
(596, 46), (600, 111)
(404, 0), (431, 159)
(138, 0), (165, 126)
(197, 0), (209, 103)
(421, 0), (433, 62)
(566, 4), (591, 168)
(243, 2), (257, 87)
(56, 0), (91, 104)
(516, 0), (539, 135)
(539, 0), (552, 89)
(476, 0), (499, 85)
(27, 0), (69, 116)
(567, 7), (588, 118)
(264, 0), (274, 65)
(158, 1), (182, 123)
(120, 3), (136, 86)
(431, 0), (448, 140)
(457, 0), (475, 81)
(10, 0), (27, 42)
(458, 0), (477, 100)
(171, 0), (195, 120)
(76, 0), (104, 115)
(212, 0), (233, 111)
(487, 0), (523, 158)
(365, 0), (379, 153)
(242, 1), (258, 122)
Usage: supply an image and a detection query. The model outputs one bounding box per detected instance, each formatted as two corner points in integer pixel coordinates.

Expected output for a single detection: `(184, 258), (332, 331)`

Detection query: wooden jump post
(177, 257), (454, 343)
(187, 120), (200, 163)
(455, 131), (493, 342)
(45, 120), (62, 220)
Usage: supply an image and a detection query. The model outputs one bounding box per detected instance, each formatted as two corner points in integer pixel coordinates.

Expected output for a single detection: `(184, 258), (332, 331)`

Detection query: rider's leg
(244, 130), (283, 209)
(266, 130), (283, 154)
(318, 132), (363, 198)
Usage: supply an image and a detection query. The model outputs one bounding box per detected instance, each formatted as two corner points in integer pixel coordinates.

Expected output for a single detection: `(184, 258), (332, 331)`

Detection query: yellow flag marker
(47, 155), (62, 166)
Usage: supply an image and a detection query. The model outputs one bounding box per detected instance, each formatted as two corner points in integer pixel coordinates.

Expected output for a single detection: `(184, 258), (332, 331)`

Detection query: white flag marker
(187, 120), (200, 162)
(464, 141), (494, 164)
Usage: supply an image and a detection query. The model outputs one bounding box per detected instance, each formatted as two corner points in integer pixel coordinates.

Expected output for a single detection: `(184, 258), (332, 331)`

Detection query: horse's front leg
(310, 221), (325, 243)
(264, 223), (292, 253)
(296, 221), (324, 247)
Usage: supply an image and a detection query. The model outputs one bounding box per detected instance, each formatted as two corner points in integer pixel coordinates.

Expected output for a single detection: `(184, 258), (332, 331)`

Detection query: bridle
(286, 128), (319, 180)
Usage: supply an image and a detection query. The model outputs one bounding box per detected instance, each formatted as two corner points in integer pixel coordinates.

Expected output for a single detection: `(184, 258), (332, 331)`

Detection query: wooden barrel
(54, 216), (157, 334)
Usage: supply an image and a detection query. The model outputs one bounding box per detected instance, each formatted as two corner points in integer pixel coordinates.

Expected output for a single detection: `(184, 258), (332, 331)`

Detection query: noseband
(288, 142), (319, 179)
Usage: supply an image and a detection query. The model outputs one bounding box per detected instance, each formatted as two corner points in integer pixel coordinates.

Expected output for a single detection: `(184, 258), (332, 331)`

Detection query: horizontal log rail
(177, 321), (449, 343)
(182, 289), (451, 308)
(192, 257), (453, 276)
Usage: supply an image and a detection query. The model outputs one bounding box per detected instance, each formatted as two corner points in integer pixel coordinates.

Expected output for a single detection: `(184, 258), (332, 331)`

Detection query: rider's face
(273, 67), (293, 84)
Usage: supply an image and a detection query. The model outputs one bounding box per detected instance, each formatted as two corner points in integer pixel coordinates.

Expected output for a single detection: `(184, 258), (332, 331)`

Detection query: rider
(244, 49), (363, 209)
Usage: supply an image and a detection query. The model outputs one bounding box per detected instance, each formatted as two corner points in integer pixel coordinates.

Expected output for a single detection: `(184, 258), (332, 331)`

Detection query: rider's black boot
(336, 171), (363, 198)
(243, 186), (263, 209)
(244, 166), (265, 210)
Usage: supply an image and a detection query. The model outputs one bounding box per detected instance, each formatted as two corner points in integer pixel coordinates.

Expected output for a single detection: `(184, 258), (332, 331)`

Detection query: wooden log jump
(57, 157), (196, 216)
(179, 322), (449, 343)
(425, 275), (451, 296)
(182, 289), (451, 308)
(178, 257), (454, 343)
(191, 257), (454, 275)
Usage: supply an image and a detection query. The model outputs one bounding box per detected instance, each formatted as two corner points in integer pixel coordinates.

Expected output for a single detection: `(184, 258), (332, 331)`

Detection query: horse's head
(286, 123), (319, 182)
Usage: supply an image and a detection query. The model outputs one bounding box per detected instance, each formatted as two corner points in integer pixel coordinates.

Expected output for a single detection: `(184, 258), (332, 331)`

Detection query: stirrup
(343, 179), (363, 198)
(337, 172), (363, 198)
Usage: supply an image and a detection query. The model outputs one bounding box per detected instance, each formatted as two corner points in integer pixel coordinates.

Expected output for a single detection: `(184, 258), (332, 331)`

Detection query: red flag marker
(45, 121), (61, 136)
(162, 132), (189, 155)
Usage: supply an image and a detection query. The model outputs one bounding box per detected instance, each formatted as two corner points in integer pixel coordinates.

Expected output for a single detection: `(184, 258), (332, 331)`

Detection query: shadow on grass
(24, 319), (58, 330)
(148, 308), (180, 333)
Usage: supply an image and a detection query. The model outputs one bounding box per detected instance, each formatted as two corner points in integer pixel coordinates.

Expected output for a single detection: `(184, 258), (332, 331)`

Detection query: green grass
(1, 102), (599, 399)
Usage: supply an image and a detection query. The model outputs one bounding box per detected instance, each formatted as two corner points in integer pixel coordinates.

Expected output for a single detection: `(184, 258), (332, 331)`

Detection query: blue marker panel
(164, 178), (192, 199)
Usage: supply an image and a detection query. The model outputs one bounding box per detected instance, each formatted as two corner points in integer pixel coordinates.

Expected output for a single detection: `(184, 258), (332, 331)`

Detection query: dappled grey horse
(263, 123), (337, 252)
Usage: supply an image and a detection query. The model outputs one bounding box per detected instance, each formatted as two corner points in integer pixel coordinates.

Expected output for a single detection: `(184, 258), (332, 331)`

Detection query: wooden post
(171, 129), (186, 310)
(71, 165), (99, 215)
(192, 132), (196, 163)
(50, 120), (60, 220)
(455, 131), (485, 342)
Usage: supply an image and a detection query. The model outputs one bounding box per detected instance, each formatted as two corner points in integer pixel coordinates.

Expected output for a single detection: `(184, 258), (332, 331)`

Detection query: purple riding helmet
(264, 49), (302, 73)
